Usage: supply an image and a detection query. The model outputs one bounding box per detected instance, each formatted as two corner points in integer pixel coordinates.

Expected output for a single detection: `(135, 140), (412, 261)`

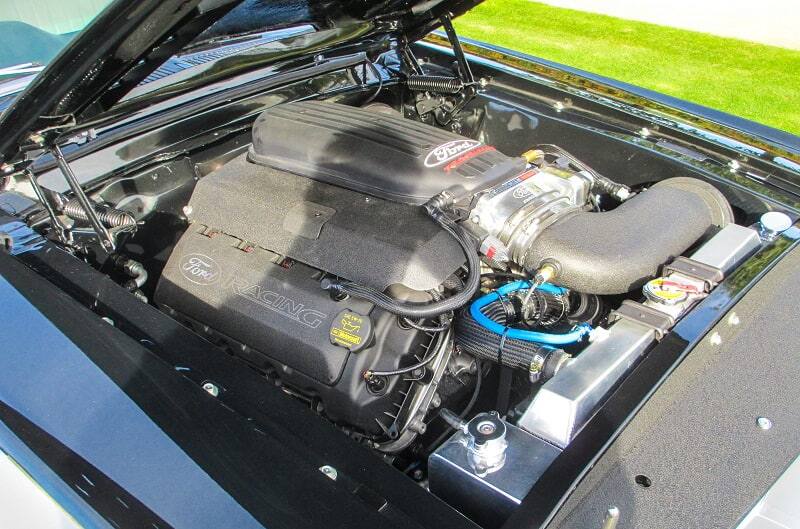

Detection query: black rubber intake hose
(522, 177), (734, 295)
(455, 308), (569, 379)
(323, 208), (480, 318)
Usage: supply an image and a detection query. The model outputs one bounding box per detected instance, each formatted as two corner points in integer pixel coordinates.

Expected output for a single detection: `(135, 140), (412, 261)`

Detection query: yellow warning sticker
(329, 310), (372, 351)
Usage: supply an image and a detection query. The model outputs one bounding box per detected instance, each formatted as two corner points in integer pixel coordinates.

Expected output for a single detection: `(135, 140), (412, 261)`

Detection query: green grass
(454, 0), (800, 135)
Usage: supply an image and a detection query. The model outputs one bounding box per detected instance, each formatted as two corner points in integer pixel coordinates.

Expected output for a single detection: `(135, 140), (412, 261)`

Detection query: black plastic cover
(185, 153), (465, 291)
(248, 101), (526, 205)
(156, 229), (362, 385)
(155, 228), (431, 434)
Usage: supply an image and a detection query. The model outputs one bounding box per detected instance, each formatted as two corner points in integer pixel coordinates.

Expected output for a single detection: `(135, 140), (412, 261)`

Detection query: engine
(155, 100), (738, 453)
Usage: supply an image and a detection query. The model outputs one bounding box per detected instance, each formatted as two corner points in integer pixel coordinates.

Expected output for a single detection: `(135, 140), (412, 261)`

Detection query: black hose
(400, 316), (451, 332)
(522, 178), (733, 294)
(456, 310), (565, 371)
(361, 62), (384, 106)
(425, 360), (483, 453)
(482, 272), (527, 281)
(323, 209), (480, 318)
(365, 330), (448, 378)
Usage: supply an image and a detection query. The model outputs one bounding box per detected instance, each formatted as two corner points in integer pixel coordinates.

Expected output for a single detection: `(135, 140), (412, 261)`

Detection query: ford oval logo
(179, 253), (221, 285)
(424, 140), (481, 168)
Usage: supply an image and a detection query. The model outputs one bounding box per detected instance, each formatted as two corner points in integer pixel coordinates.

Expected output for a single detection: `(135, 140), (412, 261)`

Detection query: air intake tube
(521, 177), (734, 294)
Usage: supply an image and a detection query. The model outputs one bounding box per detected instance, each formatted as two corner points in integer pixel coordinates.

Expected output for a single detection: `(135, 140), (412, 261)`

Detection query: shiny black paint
(417, 36), (800, 196)
(505, 227), (800, 529)
(441, 36), (800, 153)
(0, 0), (237, 166)
(0, 402), (170, 528)
(32, 56), (374, 191)
(0, 0), (482, 167)
(1, 9), (799, 529)
(1, 245), (478, 529)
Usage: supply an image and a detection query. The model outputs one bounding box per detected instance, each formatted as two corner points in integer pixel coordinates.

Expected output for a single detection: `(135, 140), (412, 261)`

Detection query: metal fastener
(756, 417), (773, 430)
(408, 416), (427, 434)
(319, 465), (338, 480)
(600, 506), (620, 529)
(709, 332), (722, 346)
(202, 382), (219, 397)
(727, 312), (740, 326)
(600, 507), (619, 529)
(182, 205), (193, 217)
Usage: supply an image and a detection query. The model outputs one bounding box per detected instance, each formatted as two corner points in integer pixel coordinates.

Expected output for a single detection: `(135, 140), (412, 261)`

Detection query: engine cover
(156, 101), (527, 436)
(182, 154), (464, 292)
(156, 228), (433, 435)
(249, 100), (526, 205)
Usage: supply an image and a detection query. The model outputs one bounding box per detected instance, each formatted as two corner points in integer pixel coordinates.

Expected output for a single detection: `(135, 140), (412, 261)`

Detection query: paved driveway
(539, 0), (800, 49)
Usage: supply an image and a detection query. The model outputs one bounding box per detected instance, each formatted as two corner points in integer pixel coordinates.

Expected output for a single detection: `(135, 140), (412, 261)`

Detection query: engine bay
(153, 99), (753, 457)
(3, 49), (796, 528)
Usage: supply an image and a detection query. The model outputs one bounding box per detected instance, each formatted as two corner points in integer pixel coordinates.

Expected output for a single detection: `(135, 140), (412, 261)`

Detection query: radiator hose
(469, 281), (592, 345)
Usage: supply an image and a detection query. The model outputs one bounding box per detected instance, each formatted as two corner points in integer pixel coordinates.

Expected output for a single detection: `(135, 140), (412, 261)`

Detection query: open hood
(0, 0), (480, 168)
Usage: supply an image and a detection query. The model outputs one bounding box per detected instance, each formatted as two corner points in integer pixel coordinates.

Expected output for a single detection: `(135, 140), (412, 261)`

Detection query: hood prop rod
(440, 13), (475, 85)
(51, 144), (115, 251)
(23, 168), (71, 246)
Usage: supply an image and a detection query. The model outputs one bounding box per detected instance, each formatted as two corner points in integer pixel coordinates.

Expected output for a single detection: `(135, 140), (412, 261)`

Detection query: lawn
(453, 0), (800, 136)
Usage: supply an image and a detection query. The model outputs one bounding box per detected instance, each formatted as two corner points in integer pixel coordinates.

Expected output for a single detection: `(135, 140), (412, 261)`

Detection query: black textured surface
(187, 153), (465, 291)
(156, 229), (368, 386)
(525, 182), (726, 294)
(454, 309), (557, 372)
(155, 229), (429, 435)
(249, 101), (526, 204)
(545, 246), (800, 529)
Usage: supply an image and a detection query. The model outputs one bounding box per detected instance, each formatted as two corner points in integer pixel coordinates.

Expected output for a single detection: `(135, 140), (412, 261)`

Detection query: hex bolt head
(727, 312), (740, 326)
(709, 332), (722, 346)
(202, 382), (219, 397)
(756, 417), (773, 430)
(319, 465), (338, 480)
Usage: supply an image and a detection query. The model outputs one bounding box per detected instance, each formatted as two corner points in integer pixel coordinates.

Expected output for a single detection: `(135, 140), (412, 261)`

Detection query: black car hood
(0, 0), (480, 168)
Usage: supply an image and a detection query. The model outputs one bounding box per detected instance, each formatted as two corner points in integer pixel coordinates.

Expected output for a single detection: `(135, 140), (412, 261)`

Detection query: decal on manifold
(226, 277), (328, 329)
(178, 253), (326, 328)
(179, 253), (220, 285)
(424, 140), (482, 168)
